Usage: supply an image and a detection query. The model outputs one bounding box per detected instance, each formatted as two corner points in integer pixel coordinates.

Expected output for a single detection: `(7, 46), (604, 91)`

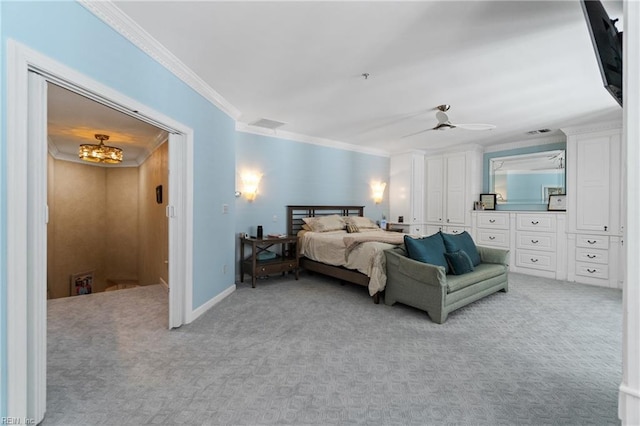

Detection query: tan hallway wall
(138, 142), (169, 286)
(47, 156), (139, 298)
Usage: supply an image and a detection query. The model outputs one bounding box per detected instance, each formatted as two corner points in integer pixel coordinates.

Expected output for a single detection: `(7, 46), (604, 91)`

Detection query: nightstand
(240, 235), (299, 287)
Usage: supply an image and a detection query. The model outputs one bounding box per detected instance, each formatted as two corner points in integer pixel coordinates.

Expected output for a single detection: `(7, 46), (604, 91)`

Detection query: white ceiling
(51, 0), (624, 159)
(48, 83), (167, 166)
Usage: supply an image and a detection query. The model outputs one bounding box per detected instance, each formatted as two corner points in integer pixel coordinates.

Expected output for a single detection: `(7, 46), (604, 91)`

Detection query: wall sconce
(241, 172), (262, 201)
(371, 181), (387, 204)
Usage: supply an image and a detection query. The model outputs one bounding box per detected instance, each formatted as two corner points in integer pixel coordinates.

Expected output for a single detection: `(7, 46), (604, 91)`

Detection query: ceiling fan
(403, 105), (496, 138)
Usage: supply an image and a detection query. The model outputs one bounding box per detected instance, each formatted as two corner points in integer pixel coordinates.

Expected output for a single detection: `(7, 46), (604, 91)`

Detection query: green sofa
(384, 245), (509, 324)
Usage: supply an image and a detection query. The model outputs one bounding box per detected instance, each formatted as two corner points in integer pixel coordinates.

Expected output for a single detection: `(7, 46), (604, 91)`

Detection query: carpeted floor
(43, 272), (622, 425)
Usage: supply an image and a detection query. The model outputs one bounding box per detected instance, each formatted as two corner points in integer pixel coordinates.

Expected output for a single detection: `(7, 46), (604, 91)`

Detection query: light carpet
(43, 272), (622, 425)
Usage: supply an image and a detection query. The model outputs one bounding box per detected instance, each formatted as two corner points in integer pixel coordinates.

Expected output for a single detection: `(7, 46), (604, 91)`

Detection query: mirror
(489, 150), (565, 206)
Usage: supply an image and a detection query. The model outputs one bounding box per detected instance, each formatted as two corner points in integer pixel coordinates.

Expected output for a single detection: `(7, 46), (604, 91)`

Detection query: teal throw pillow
(445, 250), (475, 275)
(440, 231), (481, 266)
(404, 234), (449, 273)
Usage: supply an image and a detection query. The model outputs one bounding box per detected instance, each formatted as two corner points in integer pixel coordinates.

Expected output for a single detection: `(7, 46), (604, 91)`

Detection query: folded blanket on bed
(343, 232), (406, 258)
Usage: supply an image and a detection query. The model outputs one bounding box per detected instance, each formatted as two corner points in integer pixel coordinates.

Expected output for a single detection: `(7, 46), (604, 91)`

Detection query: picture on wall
(548, 194), (567, 211)
(543, 186), (564, 203)
(70, 271), (94, 296)
(479, 194), (497, 210)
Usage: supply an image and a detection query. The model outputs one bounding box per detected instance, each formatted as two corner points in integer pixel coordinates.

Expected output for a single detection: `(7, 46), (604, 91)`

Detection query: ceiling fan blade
(401, 128), (432, 138)
(433, 122), (456, 131)
(455, 123), (496, 131)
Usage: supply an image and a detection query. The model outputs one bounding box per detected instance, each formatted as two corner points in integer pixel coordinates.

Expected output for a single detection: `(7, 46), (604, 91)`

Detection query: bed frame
(286, 205), (380, 304)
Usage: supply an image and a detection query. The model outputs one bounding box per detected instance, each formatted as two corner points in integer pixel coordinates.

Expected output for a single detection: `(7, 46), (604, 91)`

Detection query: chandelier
(78, 134), (123, 164)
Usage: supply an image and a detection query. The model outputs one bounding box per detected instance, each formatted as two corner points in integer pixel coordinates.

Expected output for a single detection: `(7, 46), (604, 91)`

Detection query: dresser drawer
(516, 249), (556, 271)
(476, 229), (510, 248)
(575, 262), (609, 279)
(517, 214), (556, 232)
(444, 226), (467, 235)
(575, 247), (609, 265)
(516, 232), (556, 252)
(576, 234), (609, 250)
(476, 213), (509, 229)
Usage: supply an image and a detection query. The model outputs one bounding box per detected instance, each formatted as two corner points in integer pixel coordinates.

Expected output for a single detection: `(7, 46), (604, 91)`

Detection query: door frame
(6, 39), (194, 421)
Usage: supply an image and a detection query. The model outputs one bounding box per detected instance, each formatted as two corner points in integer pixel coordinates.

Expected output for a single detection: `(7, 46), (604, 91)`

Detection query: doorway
(6, 40), (194, 423)
(46, 83), (170, 300)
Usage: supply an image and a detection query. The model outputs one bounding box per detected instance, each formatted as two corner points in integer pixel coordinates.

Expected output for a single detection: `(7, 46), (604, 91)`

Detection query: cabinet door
(445, 154), (466, 225)
(425, 157), (444, 223)
(411, 154), (424, 223)
(389, 154), (412, 223)
(575, 136), (610, 232)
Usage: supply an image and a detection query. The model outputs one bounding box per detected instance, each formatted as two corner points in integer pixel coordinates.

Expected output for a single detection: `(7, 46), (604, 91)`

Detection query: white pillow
(302, 214), (345, 232)
(344, 216), (378, 229)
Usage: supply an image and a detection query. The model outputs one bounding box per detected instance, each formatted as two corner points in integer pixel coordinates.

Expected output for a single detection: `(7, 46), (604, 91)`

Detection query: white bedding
(298, 228), (404, 296)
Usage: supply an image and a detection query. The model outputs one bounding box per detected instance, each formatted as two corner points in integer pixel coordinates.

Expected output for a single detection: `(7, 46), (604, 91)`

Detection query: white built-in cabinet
(389, 152), (424, 235)
(565, 126), (623, 288)
(389, 129), (623, 289)
(424, 151), (481, 236)
(389, 149), (481, 237)
(471, 211), (567, 280)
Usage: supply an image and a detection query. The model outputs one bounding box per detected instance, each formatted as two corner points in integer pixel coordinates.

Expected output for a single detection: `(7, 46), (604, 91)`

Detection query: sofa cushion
(441, 231), (481, 266)
(446, 263), (506, 293)
(404, 234), (449, 273)
(445, 250), (475, 275)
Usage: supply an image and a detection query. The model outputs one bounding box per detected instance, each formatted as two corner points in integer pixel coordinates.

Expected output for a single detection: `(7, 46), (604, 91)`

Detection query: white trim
(483, 135), (567, 154)
(26, 72), (48, 423)
(79, 1), (394, 159)
(235, 122), (390, 158)
(561, 120), (623, 137)
(167, 132), (193, 329)
(187, 284), (236, 324)
(6, 39), (194, 418)
(159, 277), (169, 292)
(620, 384), (640, 400)
(78, 0), (241, 121)
(48, 131), (168, 168)
(7, 37), (30, 421)
(620, 1), (640, 424)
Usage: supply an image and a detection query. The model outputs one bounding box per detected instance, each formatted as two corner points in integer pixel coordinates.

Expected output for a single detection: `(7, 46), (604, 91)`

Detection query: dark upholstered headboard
(286, 205), (364, 236)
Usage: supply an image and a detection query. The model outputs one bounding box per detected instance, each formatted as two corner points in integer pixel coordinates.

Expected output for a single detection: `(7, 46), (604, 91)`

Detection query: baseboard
(187, 283), (236, 324)
(618, 383), (640, 425)
(159, 277), (169, 291)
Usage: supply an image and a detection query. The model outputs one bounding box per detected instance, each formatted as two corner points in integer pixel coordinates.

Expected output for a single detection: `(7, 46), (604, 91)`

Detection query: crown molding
(78, 0), (241, 120)
(235, 122), (391, 158)
(560, 120), (623, 136)
(482, 135), (567, 154)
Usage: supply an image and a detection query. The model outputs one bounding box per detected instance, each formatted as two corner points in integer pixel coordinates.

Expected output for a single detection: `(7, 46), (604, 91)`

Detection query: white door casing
(6, 39), (194, 421)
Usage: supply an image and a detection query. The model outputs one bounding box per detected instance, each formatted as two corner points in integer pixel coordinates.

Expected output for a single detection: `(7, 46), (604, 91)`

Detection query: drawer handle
(530, 258), (539, 263)
(587, 254), (597, 259)
(587, 240), (597, 244)
(489, 236), (496, 240)
(531, 221), (539, 225)
(531, 239), (539, 244)
(587, 268), (597, 273)
(489, 219), (496, 223)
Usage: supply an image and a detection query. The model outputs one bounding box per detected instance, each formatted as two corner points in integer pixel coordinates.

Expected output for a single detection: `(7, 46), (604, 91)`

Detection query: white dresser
(564, 125), (623, 288)
(472, 211), (567, 280)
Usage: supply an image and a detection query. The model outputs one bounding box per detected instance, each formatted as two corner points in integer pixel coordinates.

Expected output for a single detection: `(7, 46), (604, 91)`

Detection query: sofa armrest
(384, 247), (447, 288)
(477, 245), (510, 266)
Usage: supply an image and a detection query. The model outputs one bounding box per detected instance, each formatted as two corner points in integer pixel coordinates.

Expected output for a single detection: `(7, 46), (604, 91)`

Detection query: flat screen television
(580, 0), (623, 107)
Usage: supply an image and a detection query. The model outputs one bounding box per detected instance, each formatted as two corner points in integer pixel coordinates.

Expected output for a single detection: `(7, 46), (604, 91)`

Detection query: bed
(287, 205), (405, 303)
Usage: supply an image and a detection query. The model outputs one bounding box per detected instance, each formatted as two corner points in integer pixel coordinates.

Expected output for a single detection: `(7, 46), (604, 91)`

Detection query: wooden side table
(240, 235), (299, 288)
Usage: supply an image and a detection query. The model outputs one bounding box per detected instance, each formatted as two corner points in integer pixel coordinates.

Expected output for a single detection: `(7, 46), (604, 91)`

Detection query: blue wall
(0, 2), (391, 415)
(1, 1), (238, 414)
(235, 132), (390, 236)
